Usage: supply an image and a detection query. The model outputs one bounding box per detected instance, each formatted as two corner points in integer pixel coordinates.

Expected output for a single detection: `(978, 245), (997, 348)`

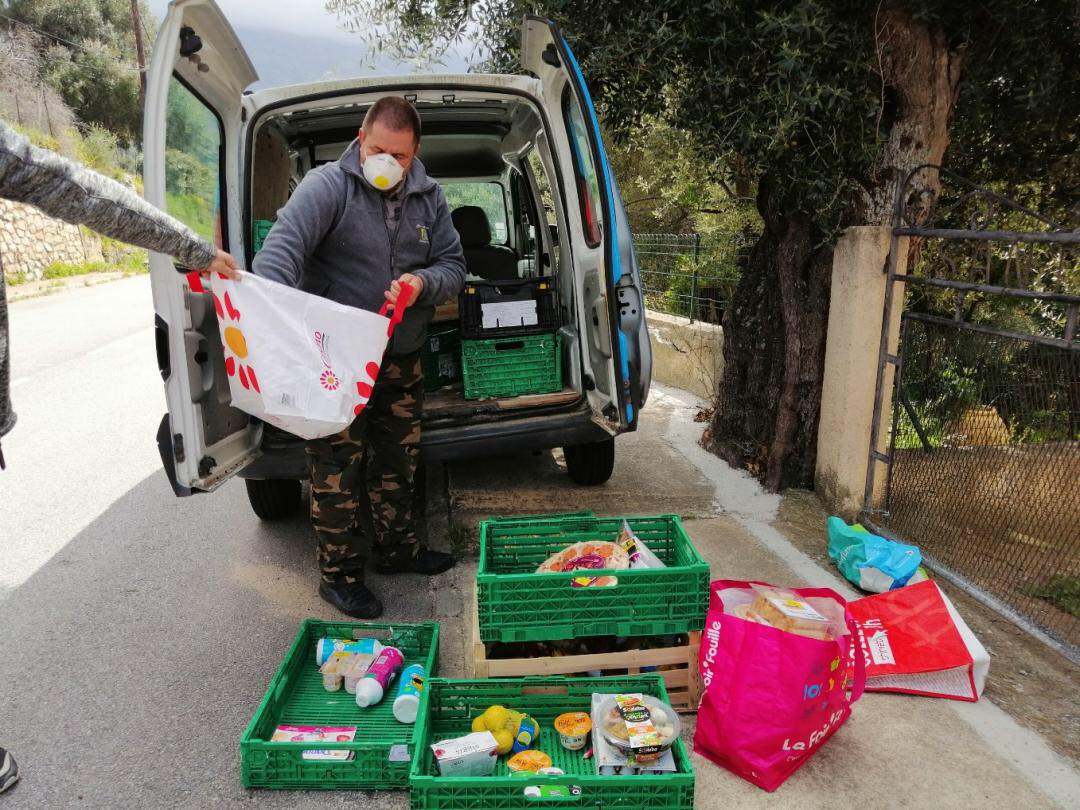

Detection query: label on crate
(271, 725), (356, 761)
(482, 300), (538, 329)
(523, 784), (582, 801)
(388, 744), (411, 762)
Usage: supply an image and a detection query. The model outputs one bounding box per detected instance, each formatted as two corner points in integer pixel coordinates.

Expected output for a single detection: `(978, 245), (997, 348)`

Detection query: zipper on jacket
(387, 190), (421, 279)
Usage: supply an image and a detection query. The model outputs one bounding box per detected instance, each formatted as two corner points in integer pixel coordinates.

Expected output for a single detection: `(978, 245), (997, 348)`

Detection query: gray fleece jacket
(252, 140), (466, 355)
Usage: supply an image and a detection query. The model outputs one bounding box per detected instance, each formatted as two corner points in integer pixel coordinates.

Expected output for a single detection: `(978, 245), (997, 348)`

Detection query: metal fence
(864, 165), (1080, 658)
(634, 232), (751, 323)
(889, 318), (1079, 648)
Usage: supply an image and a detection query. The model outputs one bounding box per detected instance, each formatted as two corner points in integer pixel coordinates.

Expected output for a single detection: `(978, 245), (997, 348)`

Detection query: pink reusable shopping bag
(693, 580), (866, 792)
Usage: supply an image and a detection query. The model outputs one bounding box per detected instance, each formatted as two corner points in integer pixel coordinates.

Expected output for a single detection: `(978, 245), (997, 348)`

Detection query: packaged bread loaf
(745, 587), (834, 640)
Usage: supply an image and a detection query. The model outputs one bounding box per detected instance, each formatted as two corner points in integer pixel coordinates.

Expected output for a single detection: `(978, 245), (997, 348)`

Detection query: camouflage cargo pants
(306, 352), (422, 584)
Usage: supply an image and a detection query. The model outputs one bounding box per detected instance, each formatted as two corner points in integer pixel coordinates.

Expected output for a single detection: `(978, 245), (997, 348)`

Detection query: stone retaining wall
(0, 198), (103, 280)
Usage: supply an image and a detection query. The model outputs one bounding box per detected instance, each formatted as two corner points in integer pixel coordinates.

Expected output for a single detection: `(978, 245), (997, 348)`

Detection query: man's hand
(384, 272), (424, 310)
(199, 249), (241, 281)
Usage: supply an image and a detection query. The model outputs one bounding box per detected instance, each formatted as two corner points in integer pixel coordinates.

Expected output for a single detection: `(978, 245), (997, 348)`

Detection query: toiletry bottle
(393, 663), (426, 723)
(354, 646), (404, 707)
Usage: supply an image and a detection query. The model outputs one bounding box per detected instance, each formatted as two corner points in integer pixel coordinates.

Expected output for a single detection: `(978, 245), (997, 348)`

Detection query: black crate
(459, 278), (559, 339)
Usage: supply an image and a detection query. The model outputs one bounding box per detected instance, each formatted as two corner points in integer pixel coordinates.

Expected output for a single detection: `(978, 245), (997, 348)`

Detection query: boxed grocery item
(431, 731), (499, 776)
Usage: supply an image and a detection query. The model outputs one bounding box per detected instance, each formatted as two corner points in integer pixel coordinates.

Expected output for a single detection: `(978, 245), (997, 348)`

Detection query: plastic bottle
(315, 637), (383, 666)
(393, 663), (426, 723)
(354, 646), (404, 708)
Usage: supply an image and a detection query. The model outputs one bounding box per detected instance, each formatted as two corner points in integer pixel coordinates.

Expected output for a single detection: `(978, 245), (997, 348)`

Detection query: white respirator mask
(362, 152), (405, 191)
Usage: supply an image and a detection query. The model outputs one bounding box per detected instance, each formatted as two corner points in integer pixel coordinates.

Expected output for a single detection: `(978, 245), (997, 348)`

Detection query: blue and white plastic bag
(827, 517), (922, 592)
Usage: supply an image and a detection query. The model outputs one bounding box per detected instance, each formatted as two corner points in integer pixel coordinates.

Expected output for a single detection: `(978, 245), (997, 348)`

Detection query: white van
(143, 0), (651, 518)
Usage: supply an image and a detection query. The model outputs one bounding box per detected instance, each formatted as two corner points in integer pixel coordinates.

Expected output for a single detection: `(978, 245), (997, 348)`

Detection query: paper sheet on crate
(482, 300), (538, 329)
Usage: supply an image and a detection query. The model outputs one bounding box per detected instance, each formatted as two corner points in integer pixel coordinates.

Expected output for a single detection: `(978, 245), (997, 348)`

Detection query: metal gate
(863, 166), (1080, 660)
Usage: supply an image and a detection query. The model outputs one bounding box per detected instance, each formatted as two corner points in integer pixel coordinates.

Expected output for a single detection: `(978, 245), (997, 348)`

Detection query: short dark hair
(362, 96), (421, 144)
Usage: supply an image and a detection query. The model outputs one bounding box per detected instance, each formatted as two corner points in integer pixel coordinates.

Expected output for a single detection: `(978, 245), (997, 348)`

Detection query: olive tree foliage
(330, 0), (1078, 490)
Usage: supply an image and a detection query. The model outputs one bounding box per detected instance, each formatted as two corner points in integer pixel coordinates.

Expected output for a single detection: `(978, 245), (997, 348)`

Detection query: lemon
(493, 729), (514, 755)
(471, 716), (486, 733)
(482, 705), (510, 731)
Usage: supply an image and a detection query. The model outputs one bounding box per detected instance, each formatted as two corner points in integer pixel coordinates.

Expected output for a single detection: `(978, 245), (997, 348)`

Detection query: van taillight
(579, 177), (602, 246)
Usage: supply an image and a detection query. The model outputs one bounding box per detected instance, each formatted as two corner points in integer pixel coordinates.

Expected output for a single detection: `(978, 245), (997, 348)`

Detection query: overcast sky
(147, 0), (480, 88)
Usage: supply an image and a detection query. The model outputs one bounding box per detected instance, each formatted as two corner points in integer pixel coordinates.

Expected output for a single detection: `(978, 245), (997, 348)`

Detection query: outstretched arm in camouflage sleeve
(0, 121), (238, 278)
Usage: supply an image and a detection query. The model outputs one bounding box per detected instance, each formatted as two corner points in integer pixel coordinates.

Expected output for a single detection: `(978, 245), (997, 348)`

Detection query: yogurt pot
(554, 712), (592, 751)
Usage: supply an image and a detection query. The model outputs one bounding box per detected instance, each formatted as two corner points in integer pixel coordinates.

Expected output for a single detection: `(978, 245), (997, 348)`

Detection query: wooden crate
(469, 586), (702, 713)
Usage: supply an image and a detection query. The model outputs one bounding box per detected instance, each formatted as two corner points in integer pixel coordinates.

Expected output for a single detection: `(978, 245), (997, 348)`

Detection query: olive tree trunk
(708, 4), (962, 491)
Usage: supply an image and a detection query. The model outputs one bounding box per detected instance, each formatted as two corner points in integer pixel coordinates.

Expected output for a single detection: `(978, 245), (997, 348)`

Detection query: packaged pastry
(747, 586), (834, 640)
(536, 542), (629, 574)
(341, 653), (375, 694)
(319, 651), (352, 692)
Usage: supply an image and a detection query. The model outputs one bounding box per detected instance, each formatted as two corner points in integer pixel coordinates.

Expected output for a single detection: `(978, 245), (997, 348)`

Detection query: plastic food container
(598, 694), (681, 765)
(554, 712), (592, 751)
(506, 750), (553, 773)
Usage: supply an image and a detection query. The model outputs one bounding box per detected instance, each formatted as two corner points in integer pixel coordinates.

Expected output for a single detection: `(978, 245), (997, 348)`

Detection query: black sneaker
(0, 747), (19, 794)
(376, 548), (456, 576)
(318, 581), (384, 619)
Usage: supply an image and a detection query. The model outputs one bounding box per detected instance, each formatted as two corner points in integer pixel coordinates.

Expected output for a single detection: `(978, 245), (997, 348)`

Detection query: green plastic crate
(423, 324), (462, 392)
(477, 512), (709, 643)
(240, 619), (439, 790)
(252, 219), (274, 253)
(409, 674), (695, 810)
(461, 333), (562, 399)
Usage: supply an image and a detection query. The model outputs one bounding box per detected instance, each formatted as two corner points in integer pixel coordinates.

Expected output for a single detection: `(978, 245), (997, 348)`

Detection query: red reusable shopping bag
(848, 579), (989, 701)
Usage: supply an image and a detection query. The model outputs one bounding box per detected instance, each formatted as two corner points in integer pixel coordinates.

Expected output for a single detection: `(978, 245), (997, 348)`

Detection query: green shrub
(1028, 575), (1080, 618)
(42, 260), (111, 279)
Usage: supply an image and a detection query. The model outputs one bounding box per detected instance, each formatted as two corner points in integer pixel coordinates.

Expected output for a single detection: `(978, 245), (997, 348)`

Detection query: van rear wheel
(245, 479), (303, 521)
(563, 438), (615, 486)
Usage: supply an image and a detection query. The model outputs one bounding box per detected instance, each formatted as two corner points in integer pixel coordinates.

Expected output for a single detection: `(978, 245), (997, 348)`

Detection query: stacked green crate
(476, 511), (709, 643)
(422, 324), (462, 392)
(252, 219), (274, 253)
(461, 333), (562, 399)
(458, 279), (562, 400)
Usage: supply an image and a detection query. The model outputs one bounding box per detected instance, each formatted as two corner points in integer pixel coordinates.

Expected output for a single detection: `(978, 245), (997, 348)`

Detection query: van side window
(526, 149), (560, 271)
(165, 77), (225, 247)
(442, 181), (509, 245)
(561, 85), (603, 248)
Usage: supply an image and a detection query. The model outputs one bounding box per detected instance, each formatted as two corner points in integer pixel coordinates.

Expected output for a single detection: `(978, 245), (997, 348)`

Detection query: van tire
(245, 479), (303, 521)
(563, 439), (615, 486)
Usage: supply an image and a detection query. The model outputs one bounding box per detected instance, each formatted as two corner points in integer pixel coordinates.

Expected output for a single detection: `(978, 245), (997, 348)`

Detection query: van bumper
(238, 406), (611, 480)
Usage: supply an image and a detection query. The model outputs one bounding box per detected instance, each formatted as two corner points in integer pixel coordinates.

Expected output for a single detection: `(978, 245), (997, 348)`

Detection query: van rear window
(165, 77), (225, 247)
(561, 85), (603, 248)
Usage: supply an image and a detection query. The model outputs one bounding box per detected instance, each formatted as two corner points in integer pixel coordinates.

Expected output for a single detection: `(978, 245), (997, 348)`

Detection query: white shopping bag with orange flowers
(207, 272), (411, 440)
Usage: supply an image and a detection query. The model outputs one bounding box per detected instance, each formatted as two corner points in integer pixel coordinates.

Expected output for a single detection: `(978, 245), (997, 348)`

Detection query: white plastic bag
(208, 273), (408, 440)
(618, 520), (666, 569)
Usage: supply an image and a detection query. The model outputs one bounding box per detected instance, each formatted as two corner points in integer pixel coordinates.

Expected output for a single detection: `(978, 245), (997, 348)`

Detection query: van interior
(248, 90), (584, 427)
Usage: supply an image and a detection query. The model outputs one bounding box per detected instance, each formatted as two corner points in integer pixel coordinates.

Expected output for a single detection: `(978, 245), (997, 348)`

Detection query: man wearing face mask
(253, 96), (466, 618)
